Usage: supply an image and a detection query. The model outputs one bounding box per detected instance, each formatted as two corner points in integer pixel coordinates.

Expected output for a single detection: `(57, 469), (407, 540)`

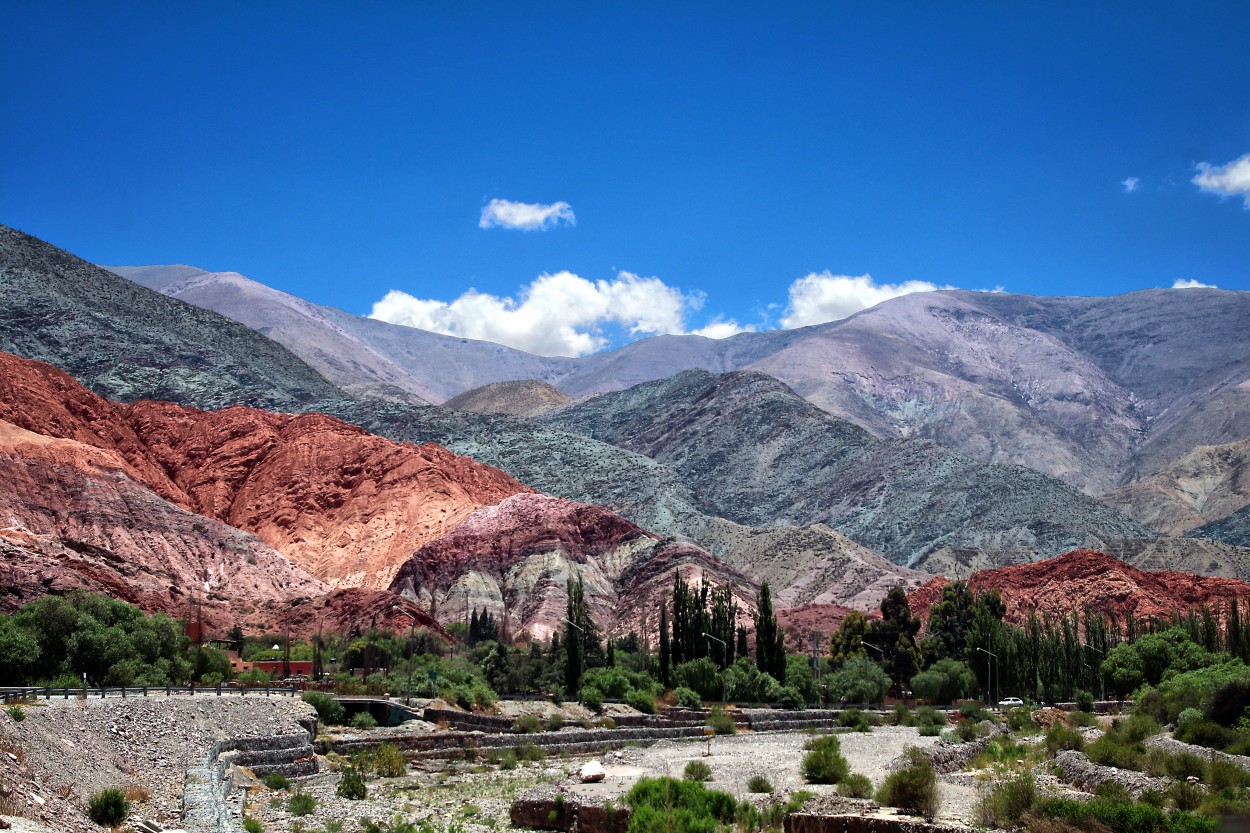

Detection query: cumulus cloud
(691, 318), (754, 339)
(779, 272), (950, 329)
(1172, 278), (1217, 289)
(370, 271), (699, 357)
(1193, 154), (1250, 208)
(1121, 177), (1140, 193)
(479, 198), (575, 230)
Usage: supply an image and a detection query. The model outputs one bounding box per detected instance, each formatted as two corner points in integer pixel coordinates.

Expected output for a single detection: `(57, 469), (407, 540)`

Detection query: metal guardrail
(0, 684), (299, 704)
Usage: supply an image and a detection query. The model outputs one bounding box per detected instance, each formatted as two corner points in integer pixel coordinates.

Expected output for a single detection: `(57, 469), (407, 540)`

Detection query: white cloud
(369, 271), (696, 357)
(479, 198), (575, 230)
(1121, 177), (1140, 193)
(691, 318), (753, 339)
(779, 272), (950, 329)
(1172, 278), (1217, 289)
(1193, 154), (1250, 208)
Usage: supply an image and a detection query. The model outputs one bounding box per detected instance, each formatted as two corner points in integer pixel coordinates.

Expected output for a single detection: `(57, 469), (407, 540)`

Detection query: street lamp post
(861, 641), (885, 706)
(975, 647), (999, 707)
(391, 605), (417, 705)
(701, 632), (727, 668)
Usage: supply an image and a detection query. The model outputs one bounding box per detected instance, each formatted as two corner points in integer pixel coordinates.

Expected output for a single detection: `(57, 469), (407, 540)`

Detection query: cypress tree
(659, 604), (671, 686)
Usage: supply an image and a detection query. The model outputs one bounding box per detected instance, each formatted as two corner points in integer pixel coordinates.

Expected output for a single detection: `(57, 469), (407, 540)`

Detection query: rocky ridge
(541, 369), (1153, 567)
(1101, 438), (1250, 534)
(443, 379), (573, 417)
(0, 226), (341, 411)
(906, 549), (1250, 626)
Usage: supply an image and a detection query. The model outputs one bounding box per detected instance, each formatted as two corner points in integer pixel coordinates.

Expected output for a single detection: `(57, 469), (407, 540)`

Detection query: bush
(625, 776), (737, 833)
(876, 747), (938, 819)
(1007, 706), (1038, 733)
(1075, 690), (1095, 713)
(242, 817), (264, 833)
(802, 734), (850, 784)
(337, 766), (367, 799)
(918, 724), (942, 737)
(351, 711), (378, 730)
(1208, 756), (1250, 791)
(977, 773), (1036, 827)
(675, 687), (702, 709)
(302, 690), (344, 725)
(839, 773), (874, 799)
(1045, 723), (1084, 755)
(287, 789), (317, 816)
(706, 706), (736, 735)
(893, 704), (913, 726)
(746, 775), (773, 793)
(545, 714), (564, 732)
(1174, 717), (1237, 750)
(626, 688), (657, 714)
(1070, 710), (1099, 728)
(914, 706), (946, 729)
(837, 708), (873, 732)
(373, 742), (406, 777)
(683, 760), (713, 781)
(515, 742), (546, 763)
(87, 788), (130, 825)
(777, 686), (804, 710)
(954, 718), (986, 742)
(1087, 734), (1145, 770)
(581, 685), (606, 713)
(498, 749), (517, 770)
(261, 772), (290, 790)
(1206, 679), (1250, 727)
(513, 714), (543, 734)
(5, 705), (25, 722)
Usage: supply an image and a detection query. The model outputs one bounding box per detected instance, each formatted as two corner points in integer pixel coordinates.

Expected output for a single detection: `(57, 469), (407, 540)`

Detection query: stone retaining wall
(1145, 735), (1250, 772)
(1052, 750), (1170, 798)
(509, 786), (630, 833)
(785, 813), (974, 833)
(182, 721), (317, 833)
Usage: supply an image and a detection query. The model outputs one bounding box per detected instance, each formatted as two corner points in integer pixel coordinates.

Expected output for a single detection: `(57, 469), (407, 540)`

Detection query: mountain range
(3, 223), (1250, 642)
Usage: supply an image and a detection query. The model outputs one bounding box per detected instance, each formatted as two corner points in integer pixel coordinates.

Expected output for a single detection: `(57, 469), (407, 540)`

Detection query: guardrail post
(216, 683), (222, 696)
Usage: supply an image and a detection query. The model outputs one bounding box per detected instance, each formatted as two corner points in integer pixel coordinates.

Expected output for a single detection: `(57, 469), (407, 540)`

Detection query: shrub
(746, 775), (773, 793)
(1174, 717), (1236, 750)
(1087, 734), (1144, 770)
(513, 714), (543, 734)
(625, 776), (737, 833)
(706, 706), (736, 735)
(5, 705), (25, 722)
(515, 742), (546, 762)
(261, 773), (290, 790)
(87, 788), (130, 825)
(977, 773), (1036, 828)
(1045, 723), (1085, 755)
(839, 773), (874, 799)
(287, 789), (317, 816)
(958, 700), (993, 723)
(914, 706), (946, 729)
(1075, 690), (1095, 713)
(955, 718), (986, 742)
(1208, 757), (1250, 791)
(302, 690), (344, 725)
(337, 766), (367, 799)
(777, 686), (804, 710)
(626, 688), (657, 714)
(242, 817), (264, 833)
(683, 760), (713, 781)
(498, 749), (517, 770)
(893, 703), (913, 726)
(838, 708), (872, 731)
(675, 687), (702, 709)
(351, 711), (378, 730)
(581, 685), (606, 713)
(1070, 710), (1100, 728)
(373, 742), (406, 777)
(918, 724), (942, 737)
(1007, 706), (1038, 733)
(876, 747), (938, 819)
(1168, 780), (1203, 812)
(1206, 679), (1250, 727)
(801, 734), (849, 784)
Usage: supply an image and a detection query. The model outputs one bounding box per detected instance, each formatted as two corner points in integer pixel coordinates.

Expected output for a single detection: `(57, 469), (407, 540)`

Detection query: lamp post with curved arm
(975, 647), (999, 707)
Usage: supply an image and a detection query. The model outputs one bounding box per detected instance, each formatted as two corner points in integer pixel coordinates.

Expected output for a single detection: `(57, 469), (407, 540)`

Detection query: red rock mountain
(390, 493), (760, 640)
(0, 351), (531, 590)
(907, 549), (1250, 627)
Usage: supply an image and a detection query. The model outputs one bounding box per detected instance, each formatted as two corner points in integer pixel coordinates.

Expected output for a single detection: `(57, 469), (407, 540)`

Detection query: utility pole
(975, 646), (999, 706)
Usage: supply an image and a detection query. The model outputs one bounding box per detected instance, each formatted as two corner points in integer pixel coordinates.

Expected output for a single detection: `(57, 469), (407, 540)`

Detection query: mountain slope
(1101, 439), (1250, 534)
(1189, 505), (1250, 549)
(317, 398), (922, 605)
(542, 369), (1154, 567)
(109, 265), (438, 404)
(1, 226), (341, 409)
(443, 379), (573, 417)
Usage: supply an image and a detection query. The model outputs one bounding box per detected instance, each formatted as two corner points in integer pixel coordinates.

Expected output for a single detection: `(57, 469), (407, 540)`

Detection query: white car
(997, 697), (1024, 708)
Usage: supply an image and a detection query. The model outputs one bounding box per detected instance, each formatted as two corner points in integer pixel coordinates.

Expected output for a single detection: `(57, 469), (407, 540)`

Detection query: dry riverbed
(246, 726), (982, 833)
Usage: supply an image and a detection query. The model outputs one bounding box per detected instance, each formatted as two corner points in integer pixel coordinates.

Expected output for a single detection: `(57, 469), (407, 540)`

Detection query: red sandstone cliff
(907, 549), (1250, 627)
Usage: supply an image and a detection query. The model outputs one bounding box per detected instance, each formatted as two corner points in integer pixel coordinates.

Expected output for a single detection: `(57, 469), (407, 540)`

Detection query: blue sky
(4, 3), (1249, 355)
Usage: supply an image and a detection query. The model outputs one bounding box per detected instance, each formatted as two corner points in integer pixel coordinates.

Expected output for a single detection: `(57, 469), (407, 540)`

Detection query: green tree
(925, 581), (976, 663)
(910, 658), (977, 704)
(830, 611), (871, 669)
(754, 581), (785, 682)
